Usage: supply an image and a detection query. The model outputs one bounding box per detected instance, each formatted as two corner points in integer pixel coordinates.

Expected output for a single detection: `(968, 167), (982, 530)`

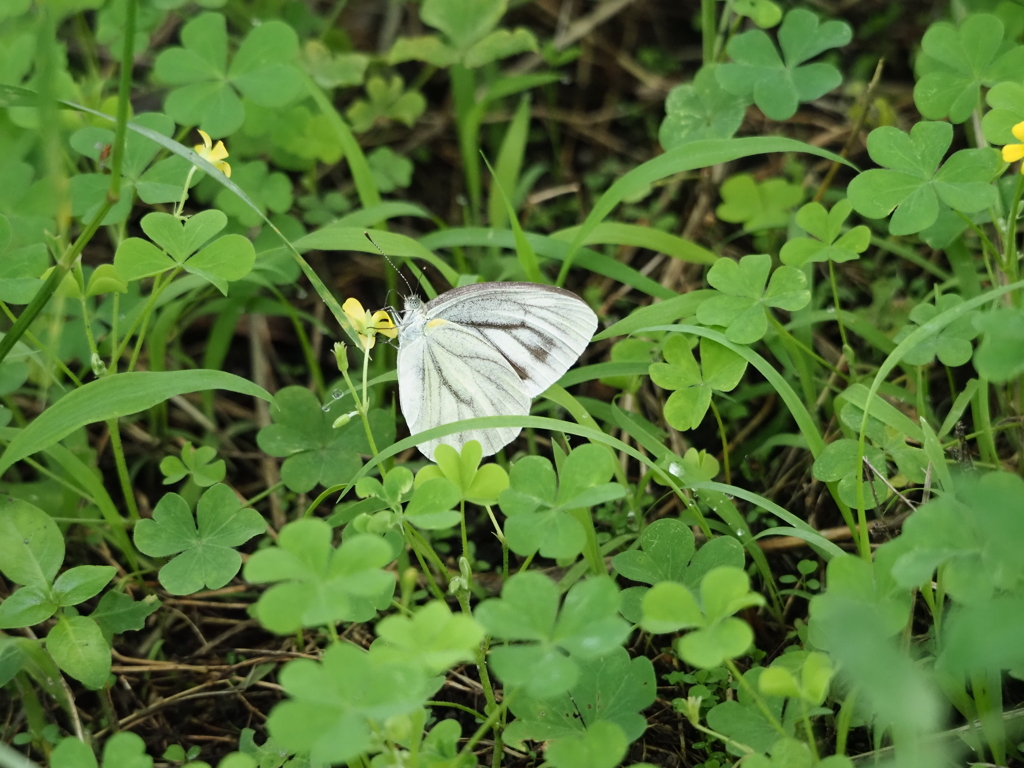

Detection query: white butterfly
(397, 282), (599, 460)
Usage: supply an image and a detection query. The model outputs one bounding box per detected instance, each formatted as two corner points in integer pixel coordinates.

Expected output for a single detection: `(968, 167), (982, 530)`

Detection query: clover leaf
(716, 173), (804, 231)
(367, 147), (414, 193)
(612, 518), (744, 624)
(696, 254), (810, 343)
(134, 484), (264, 595)
(659, 65), (748, 150)
(733, 0), (783, 29)
(475, 573), (631, 698)
(266, 642), (431, 766)
(642, 566), (765, 668)
(498, 444), (625, 559)
(649, 335), (747, 431)
(716, 8), (852, 121)
(302, 40), (368, 90)
(780, 199), (871, 267)
(51, 731), (153, 768)
(914, 13), (1024, 124)
(243, 517), (396, 634)
(504, 647), (654, 748)
(113, 210), (255, 295)
(373, 600), (484, 674)
(886, 471), (1024, 604)
(213, 160), (294, 228)
(153, 12), (303, 138)
(257, 386), (395, 493)
(0, 213), (47, 304)
(705, 667), (793, 756)
(69, 113), (193, 224)
(416, 440), (510, 505)
(346, 75), (427, 133)
(973, 306), (1024, 382)
(160, 441), (226, 487)
(893, 293), (979, 367)
(847, 121), (1001, 236)
(982, 81), (1024, 144)
(810, 438), (890, 509)
(388, 0), (537, 69)
(542, 721), (628, 768)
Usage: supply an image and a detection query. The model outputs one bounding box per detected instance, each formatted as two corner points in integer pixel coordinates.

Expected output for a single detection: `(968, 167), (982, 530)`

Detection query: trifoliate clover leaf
(613, 518), (744, 624)
(498, 444), (624, 559)
(367, 147), (414, 193)
(346, 75), (426, 133)
(811, 439), (889, 509)
(504, 648), (654, 750)
(302, 40), (368, 89)
(213, 160), (294, 228)
(373, 600), (484, 674)
(893, 293), (979, 367)
(914, 13), (1024, 125)
(973, 307), (1024, 382)
(780, 199), (870, 266)
(160, 441), (226, 487)
(243, 517), (396, 633)
(847, 121), (1001, 236)
(659, 65), (749, 150)
(114, 210), (255, 295)
(153, 12), (304, 138)
(696, 253), (810, 343)
(649, 335), (747, 431)
(716, 8), (852, 121)
(715, 173), (804, 231)
(982, 82), (1024, 145)
(257, 386), (395, 493)
(266, 642), (431, 766)
(69, 113), (192, 224)
(475, 573), (631, 699)
(415, 440), (509, 506)
(388, 0), (538, 69)
(133, 484), (265, 595)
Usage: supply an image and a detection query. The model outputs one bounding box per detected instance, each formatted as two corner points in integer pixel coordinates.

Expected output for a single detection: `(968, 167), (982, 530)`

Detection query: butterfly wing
(422, 283), (598, 397)
(398, 317), (529, 460)
(398, 283), (598, 460)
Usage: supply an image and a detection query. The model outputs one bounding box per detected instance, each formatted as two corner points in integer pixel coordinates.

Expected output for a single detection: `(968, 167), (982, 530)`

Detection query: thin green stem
(1002, 169), (1024, 300)
(244, 481), (286, 508)
(708, 398), (731, 485)
(107, 418), (141, 522)
(107, 0), (136, 202)
(828, 261), (850, 349)
(725, 659), (787, 737)
(0, 301), (81, 386)
(700, 0), (716, 63)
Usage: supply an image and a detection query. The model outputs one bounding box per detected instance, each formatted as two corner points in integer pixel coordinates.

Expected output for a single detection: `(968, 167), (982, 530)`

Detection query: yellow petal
(1003, 144), (1024, 163)
(371, 310), (398, 338)
(208, 140), (229, 162)
(342, 298), (367, 329)
(1012, 122), (1024, 142)
(216, 161), (232, 178)
(197, 129), (213, 150)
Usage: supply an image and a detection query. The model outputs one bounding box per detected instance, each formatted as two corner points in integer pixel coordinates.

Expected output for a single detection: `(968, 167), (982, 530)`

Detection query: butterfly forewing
(398, 282), (598, 460)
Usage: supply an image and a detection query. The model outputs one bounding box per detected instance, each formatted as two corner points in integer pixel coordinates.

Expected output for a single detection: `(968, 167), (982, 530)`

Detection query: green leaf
(373, 600), (484, 673)
(716, 8), (851, 120)
(184, 234), (256, 295)
(893, 293), (979, 366)
(133, 484), (265, 595)
(161, 442), (226, 487)
(0, 585), (57, 629)
(613, 518), (694, 586)
(387, 35), (460, 67)
(914, 14), (1024, 124)
(267, 642), (430, 766)
(811, 438), (889, 509)
(716, 173), (804, 230)
(847, 121), (1001, 235)
(543, 721), (628, 768)
(0, 497), (64, 588)
(421, 0), (506, 51)
(47, 615), (110, 689)
(733, 0), (783, 28)
(696, 253), (810, 343)
(114, 237), (176, 281)
(214, 161), (294, 228)
(504, 647), (655, 747)
(0, 370), (272, 477)
(660, 65), (749, 150)
(677, 616), (753, 668)
(154, 13), (302, 137)
(649, 335), (747, 430)
(973, 306), (1024, 381)
(476, 573), (630, 698)
(140, 209), (227, 263)
(303, 41), (369, 89)
(415, 440), (510, 505)
(52, 565), (117, 607)
(243, 518), (396, 634)
(404, 477), (462, 530)
(257, 386), (394, 493)
(366, 147), (414, 194)
(464, 27), (538, 68)
(982, 81), (1024, 144)
(346, 75), (426, 134)
(90, 591), (162, 645)
(641, 582), (703, 634)
(780, 199), (870, 266)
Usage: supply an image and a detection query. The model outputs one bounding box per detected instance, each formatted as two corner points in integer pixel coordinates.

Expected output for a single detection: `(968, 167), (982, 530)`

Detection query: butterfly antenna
(364, 231), (415, 298)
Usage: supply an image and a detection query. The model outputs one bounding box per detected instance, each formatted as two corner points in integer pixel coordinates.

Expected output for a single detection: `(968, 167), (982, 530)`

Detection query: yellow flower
(1001, 121), (1024, 171)
(342, 298), (397, 351)
(194, 129), (231, 177)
